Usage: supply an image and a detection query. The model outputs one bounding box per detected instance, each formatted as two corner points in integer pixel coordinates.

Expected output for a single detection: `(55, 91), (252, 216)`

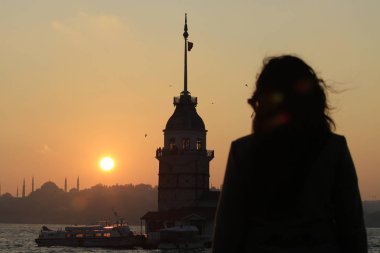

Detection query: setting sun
(99, 157), (115, 172)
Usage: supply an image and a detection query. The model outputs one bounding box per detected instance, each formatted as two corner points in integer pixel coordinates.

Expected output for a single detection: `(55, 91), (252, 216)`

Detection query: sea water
(0, 224), (210, 253)
(0, 224), (379, 253)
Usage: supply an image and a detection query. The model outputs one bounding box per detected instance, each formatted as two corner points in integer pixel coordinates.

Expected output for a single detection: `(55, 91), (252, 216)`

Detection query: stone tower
(156, 14), (214, 211)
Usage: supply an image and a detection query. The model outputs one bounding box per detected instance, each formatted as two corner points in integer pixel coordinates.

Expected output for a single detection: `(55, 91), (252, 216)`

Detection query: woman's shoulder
(330, 132), (345, 141)
(231, 134), (256, 149)
(227, 134), (254, 159)
(327, 132), (349, 148)
(232, 133), (255, 143)
(230, 134), (262, 158)
(231, 132), (348, 149)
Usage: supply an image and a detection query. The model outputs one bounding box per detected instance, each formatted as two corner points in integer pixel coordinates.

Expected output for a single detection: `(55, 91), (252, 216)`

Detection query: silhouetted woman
(213, 55), (367, 253)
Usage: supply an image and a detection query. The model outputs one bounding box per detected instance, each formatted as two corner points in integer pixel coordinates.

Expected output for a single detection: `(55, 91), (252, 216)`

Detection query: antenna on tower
(183, 13), (189, 95)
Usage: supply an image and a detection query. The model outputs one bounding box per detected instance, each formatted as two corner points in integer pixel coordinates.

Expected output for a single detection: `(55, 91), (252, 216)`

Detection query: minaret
(64, 178), (67, 193)
(31, 176), (34, 193)
(22, 178), (26, 198)
(156, 14), (214, 211)
(16, 187), (19, 198)
(77, 177), (79, 191)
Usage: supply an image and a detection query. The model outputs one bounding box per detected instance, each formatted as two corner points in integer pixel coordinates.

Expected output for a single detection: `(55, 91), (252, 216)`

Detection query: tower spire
(183, 13), (189, 95)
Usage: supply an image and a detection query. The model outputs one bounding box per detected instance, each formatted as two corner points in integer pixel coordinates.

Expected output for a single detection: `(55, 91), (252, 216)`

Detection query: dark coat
(213, 133), (367, 253)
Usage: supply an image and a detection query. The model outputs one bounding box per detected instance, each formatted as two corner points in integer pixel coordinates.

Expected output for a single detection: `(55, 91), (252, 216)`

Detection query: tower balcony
(173, 94), (197, 106)
(156, 147), (214, 159)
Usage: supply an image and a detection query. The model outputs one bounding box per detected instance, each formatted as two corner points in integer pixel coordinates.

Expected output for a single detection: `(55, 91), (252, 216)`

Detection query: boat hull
(35, 237), (137, 248)
(158, 241), (205, 249)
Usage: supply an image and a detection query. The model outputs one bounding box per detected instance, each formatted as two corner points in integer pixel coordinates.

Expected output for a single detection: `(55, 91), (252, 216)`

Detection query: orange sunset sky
(0, 1), (379, 200)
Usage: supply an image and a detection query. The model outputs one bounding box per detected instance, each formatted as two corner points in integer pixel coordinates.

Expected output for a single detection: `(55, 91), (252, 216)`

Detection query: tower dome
(165, 94), (205, 131)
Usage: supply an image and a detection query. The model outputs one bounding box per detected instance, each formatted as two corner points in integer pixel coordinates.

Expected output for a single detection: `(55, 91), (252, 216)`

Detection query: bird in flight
(145, 134), (148, 138)
(245, 84), (248, 87)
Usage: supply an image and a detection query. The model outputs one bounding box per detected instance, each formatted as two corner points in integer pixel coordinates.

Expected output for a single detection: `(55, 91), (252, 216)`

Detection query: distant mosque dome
(1, 192), (13, 199)
(40, 181), (60, 191)
(165, 95), (206, 131)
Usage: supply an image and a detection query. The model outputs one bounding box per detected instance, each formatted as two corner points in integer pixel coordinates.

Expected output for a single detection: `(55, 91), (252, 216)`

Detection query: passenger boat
(35, 220), (144, 248)
(158, 225), (204, 249)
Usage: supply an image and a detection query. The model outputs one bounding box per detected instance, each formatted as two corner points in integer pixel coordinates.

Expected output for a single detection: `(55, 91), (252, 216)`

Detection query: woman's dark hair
(249, 55), (335, 134)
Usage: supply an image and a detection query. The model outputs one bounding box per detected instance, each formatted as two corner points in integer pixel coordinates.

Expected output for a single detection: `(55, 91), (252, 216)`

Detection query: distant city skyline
(2, 175), (223, 198)
(0, 1), (379, 200)
(0, 182), (157, 225)
(5, 176), (81, 197)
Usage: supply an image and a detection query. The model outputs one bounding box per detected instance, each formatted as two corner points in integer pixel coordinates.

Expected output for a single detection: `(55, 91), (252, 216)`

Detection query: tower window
(196, 138), (203, 150)
(182, 138), (190, 150)
(169, 138), (176, 150)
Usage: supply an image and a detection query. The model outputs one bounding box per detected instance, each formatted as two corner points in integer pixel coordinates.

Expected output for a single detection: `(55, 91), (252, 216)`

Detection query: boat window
(75, 234), (84, 238)
(103, 233), (111, 237)
(95, 233), (102, 237)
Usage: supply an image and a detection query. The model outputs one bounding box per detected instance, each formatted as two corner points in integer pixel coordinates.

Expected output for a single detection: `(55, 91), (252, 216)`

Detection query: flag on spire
(188, 41), (193, 51)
